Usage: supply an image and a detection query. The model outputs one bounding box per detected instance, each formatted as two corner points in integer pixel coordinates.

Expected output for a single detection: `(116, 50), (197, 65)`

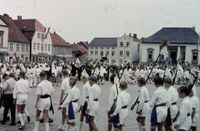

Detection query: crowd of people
(0, 59), (199, 131)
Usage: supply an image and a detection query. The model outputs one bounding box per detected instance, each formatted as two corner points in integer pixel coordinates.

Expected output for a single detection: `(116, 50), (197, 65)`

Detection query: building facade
(0, 15), (9, 61)
(51, 32), (72, 60)
(14, 17), (52, 63)
(88, 33), (140, 64)
(141, 27), (199, 64)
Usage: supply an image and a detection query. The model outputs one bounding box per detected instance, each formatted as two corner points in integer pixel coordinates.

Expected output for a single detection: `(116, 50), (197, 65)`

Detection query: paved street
(0, 81), (199, 131)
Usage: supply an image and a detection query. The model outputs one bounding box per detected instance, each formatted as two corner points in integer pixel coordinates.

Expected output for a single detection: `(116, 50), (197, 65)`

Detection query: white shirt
(80, 81), (90, 106)
(113, 90), (131, 116)
(13, 78), (30, 99)
(175, 96), (192, 130)
(60, 77), (70, 95)
(150, 86), (169, 108)
(62, 86), (80, 107)
(108, 83), (121, 111)
(137, 86), (149, 112)
(37, 80), (54, 95)
(88, 83), (101, 109)
(1, 77), (16, 94)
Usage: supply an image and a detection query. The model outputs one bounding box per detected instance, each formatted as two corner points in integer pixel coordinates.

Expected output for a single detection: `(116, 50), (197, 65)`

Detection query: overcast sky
(1, 0), (200, 43)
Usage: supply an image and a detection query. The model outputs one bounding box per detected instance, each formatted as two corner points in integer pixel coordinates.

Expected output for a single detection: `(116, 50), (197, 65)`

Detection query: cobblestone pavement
(0, 81), (199, 131)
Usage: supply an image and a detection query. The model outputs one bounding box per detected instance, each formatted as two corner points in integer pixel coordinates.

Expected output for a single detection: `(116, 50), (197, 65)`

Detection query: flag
(160, 40), (168, 60)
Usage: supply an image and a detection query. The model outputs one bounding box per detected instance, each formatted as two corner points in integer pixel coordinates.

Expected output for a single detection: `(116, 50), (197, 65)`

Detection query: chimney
(3, 14), (9, 17)
(133, 34), (137, 39)
(54, 31), (56, 34)
(17, 16), (22, 20)
(129, 33), (132, 37)
(192, 27), (195, 31)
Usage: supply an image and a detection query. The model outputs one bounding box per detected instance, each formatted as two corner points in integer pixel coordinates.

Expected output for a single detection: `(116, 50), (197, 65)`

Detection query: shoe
(49, 118), (53, 123)
(27, 116), (31, 123)
(10, 123), (16, 126)
(58, 125), (66, 130)
(18, 125), (25, 130)
(5, 116), (10, 122)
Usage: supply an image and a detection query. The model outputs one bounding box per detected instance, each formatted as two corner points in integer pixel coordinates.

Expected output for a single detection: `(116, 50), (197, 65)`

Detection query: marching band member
(79, 75), (90, 131)
(88, 75), (101, 131)
(150, 76), (169, 131)
(135, 77), (149, 131)
(13, 71), (30, 130)
(34, 71), (55, 131)
(163, 78), (178, 131)
(107, 74), (121, 131)
(61, 76), (80, 131)
(58, 70), (70, 130)
(174, 86), (192, 131)
(109, 81), (131, 131)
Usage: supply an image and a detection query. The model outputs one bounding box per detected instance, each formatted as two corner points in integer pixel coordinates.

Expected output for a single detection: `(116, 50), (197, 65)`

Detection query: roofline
(8, 40), (30, 44)
(142, 41), (198, 44)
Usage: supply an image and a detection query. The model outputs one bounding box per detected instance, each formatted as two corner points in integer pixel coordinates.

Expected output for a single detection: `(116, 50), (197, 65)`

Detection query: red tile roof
(50, 32), (71, 46)
(14, 19), (46, 40)
(0, 14), (30, 44)
(72, 44), (88, 54)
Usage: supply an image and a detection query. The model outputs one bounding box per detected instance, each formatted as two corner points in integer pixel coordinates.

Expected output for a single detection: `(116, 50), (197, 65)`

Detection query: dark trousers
(2, 94), (16, 123)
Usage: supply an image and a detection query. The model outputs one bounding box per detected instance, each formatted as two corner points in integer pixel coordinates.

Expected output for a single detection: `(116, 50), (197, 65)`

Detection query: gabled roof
(142, 27), (199, 44)
(0, 14), (29, 44)
(89, 37), (118, 47)
(50, 32), (70, 47)
(14, 19), (46, 40)
(72, 44), (88, 54)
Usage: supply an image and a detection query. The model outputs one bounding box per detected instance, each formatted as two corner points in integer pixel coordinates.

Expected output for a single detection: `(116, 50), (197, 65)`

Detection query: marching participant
(189, 85), (199, 131)
(79, 72), (90, 131)
(150, 76), (169, 131)
(163, 78), (178, 131)
(34, 71), (55, 131)
(107, 74), (121, 131)
(58, 70), (70, 130)
(109, 81), (131, 131)
(61, 76), (80, 131)
(0, 73), (16, 125)
(87, 75), (101, 131)
(174, 86), (192, 131)
(134, 77), (150, 131)
(13, 71), (30, 130)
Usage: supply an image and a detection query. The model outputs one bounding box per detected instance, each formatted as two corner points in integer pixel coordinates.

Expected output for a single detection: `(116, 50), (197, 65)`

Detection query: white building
(14, 17), (52, 62)
(0, 14), (30, 62)
(0, 15), (9, 61)
(51, 32), (73, 60)
(88, 33), (140, 64)
(140, 27), (200, 64)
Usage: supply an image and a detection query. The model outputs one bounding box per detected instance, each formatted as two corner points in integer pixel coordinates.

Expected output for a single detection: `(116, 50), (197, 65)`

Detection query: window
(91, 47), (93, 49)
(119, 59), (123, 64)
(42, 33), (44, 39)
(90, 51), (93, 55)
(95, 47), (98, 49)
(48, 44), (50, 51)
(0, 31), (3, 47)
(120, 42), (123, 47)
(45, 44), (47, 51)
(112, 47), (115, 49)
(126, 42), (130, 47)
(41, 44), (44, 51)
(38, 33), (40, 38)
(101, 47), (103, 49)
(10, 43), (13, 51)
(111, 51), (115, 56)
(100, 51), (104, 56)
(120, 51), (123, 56)
(95, 51), (98, 55)
(137, 44), (140, 52)
(106, 51), (109, 56)
(126, 51), (129, 57)
(26, 45), (29, 52)
(22, 44), (25, 52)
(16, 44), (19, 52)
(192, 49), (198, 62)
(106, 47), (109, 49)
(147, 48), (154, 61)
(37, 43), (40, 50)
(33, 43), (36, 50)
